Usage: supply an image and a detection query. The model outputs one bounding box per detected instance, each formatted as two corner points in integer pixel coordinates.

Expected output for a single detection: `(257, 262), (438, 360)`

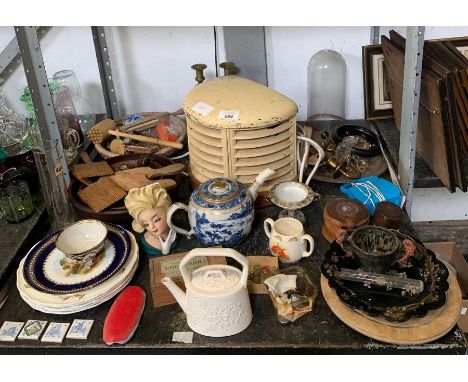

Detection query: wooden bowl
(68, 153), (176, 224)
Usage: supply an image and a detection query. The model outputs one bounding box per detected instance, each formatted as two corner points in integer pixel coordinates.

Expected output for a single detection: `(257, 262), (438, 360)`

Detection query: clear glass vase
(53, 70), (96, 135)
(32, 139), (75, 230)
(307, 49), (346, 130)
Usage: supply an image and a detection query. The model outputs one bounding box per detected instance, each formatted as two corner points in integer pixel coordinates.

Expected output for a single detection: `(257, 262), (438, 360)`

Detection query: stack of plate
(17, 223), (139, 314)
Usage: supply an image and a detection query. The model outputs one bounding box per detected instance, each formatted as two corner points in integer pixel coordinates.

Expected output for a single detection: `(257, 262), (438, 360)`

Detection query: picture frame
(362, 44), (394, 120)
(432, 36), (468, 59)
(362, 36), (468, 122)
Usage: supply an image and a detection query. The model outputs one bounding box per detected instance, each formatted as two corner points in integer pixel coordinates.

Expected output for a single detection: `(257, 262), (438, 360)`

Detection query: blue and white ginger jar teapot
(167, 168), (275, 247)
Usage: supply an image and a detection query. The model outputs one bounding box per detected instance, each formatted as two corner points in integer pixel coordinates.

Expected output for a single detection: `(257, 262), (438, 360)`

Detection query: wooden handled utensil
(146, 163), (186, 179)
(113, 163), (185, 177)
(88, 119), (183, 149)
(109, 130), (183, 149)
(108, 173), (177, 192)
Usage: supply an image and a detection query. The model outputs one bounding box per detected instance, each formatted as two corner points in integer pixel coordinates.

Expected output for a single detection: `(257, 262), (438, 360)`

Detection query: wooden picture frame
(363, 36), (468, 121)
(432, 36), (468, 59)
(363, 44), (394, 120)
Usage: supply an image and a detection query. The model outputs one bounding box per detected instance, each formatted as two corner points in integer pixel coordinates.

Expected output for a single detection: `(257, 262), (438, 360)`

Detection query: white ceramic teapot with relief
(161, 248), (252, 337)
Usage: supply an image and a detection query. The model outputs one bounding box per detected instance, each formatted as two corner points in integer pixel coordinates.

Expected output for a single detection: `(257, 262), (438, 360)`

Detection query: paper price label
(172, 331), (193, 344)
(191, 101), (214, 116)
(461, 307), (467, 315)
(218, 109), (240, 121)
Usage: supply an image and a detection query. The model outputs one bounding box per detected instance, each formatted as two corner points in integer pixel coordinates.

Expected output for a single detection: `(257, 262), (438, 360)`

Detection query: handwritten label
(172, 331), (193, 344)
(160, 256), (209, 279)
(218, 109), (240, 121)
(191, 101), (214, 116)
(461, 307), (467, 315)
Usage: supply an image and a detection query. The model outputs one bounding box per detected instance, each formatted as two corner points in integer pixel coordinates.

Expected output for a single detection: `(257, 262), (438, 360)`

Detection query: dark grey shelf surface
(0, 182), (466, 354)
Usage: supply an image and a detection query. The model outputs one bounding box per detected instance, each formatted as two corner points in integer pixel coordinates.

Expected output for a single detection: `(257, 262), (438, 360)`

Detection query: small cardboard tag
(191, 102), (214, 116)
(218, 109), (240, 121)
(172, 331), (193, 344)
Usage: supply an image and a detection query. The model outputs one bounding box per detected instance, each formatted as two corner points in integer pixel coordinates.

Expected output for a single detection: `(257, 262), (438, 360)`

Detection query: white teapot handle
(179, 248), (249, 287)
(167, 202), (194, 238)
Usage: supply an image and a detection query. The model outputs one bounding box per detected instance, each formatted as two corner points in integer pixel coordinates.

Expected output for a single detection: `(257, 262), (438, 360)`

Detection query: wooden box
(247, 256), (279, 295)
(149, 250), (226, 308)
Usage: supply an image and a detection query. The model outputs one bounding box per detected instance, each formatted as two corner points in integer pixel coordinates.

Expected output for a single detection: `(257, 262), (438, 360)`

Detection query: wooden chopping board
(320, 273), (461, 345)
(355, 305), (445, 328)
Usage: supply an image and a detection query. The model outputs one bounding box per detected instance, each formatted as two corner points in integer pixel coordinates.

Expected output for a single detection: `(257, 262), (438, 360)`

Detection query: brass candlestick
(191, 64), (207, 84)
(219, 61), (235, 76)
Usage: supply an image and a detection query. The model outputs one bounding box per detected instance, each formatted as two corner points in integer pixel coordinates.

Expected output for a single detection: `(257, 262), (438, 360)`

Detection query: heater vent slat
(189, 149), (224, 173)
(236, 164), (294, 184)
(234, 149), (294, 166)
(189, 127), (223, 148)
(234, 139), (293, 158)
(234, 130), (291, 149)
(233, 121), (292, 140)
(234, 157), (292, 176)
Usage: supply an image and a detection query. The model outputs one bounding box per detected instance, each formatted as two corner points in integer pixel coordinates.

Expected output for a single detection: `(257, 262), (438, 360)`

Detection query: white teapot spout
(248, 168), (276, 201)
(161, 277), (187, 313)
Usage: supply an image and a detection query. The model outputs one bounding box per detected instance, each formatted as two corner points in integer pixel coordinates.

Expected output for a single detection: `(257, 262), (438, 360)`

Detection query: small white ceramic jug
(264, 217), (314, 263)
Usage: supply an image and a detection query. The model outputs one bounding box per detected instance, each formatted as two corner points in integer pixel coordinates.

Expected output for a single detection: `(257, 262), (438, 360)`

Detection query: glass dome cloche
(307, 49), (346, 129)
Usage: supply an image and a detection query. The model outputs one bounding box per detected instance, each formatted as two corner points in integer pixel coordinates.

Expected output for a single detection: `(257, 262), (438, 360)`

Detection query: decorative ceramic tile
(0, 321), (24, 342)
(18, 320), (47, 340)
(41, 322), (70, 343)
(66, 319), (94, 340)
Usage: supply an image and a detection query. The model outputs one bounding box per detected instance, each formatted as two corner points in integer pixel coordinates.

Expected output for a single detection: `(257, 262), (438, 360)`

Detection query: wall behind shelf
(1, 26), (468, 120)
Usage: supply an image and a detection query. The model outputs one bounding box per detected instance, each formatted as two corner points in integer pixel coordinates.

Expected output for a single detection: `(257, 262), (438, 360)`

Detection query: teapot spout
(161, 277), (187, 313)
(248, 168), (276, 201)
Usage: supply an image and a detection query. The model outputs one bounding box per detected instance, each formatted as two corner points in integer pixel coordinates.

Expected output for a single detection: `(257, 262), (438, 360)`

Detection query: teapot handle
(179, 248), (249, 288)
(167, 202), (194, 238)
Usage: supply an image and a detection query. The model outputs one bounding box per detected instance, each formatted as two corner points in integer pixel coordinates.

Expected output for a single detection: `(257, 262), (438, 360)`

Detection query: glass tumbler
(0, 179), (34, 223)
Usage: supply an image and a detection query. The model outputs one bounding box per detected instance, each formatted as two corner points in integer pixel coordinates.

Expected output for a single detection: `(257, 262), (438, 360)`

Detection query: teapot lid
(191, 265), (241, 294)
(192, 177), (247, 209)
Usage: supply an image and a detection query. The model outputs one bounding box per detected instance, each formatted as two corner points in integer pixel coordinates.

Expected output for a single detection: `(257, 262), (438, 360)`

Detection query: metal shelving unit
(1, 26), (425, 213)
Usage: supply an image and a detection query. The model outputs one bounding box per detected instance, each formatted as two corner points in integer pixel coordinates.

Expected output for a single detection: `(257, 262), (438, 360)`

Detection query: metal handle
(301, 234), (315, 257)
(167, 202), (194, 238)
(64, 128), (80, 152)
(264, 218), (274, 238)
(179, 248), (249, 288)
(297, 135), (325, 186)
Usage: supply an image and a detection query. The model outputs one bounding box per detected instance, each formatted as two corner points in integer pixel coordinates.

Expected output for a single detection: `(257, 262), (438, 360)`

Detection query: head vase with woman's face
(124, 183), (172, 239)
